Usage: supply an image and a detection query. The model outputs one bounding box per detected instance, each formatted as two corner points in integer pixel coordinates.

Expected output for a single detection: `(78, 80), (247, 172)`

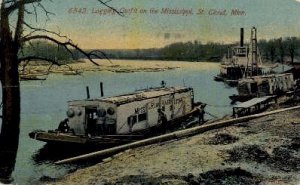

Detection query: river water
(6, 60), (237, 184)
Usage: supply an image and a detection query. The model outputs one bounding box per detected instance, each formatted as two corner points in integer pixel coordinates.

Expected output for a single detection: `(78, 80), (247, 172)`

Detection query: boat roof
(233, 96), (274, 108)
(270, 64), (293, 74)
(69, 86), (192, 105)
(239, 73), (293, 83)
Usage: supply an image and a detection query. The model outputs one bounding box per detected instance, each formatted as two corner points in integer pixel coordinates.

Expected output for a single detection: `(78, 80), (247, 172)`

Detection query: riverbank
(20, 59), (218, 76)
(45, 103), (300, 185)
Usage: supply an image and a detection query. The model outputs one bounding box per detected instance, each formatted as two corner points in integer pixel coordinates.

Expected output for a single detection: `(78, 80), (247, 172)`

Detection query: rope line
(205, 111), (218, 119)
(205, 103), (232, 108)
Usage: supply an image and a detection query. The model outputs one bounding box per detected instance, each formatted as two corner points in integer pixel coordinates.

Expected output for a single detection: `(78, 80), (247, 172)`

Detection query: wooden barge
(230, 73), (294, 102)
(29, 86), (202, 146)
(233, 96), (276, 117)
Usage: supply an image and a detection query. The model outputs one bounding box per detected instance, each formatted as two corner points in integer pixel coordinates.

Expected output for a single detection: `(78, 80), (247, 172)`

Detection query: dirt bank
(44, 107), (300, 185)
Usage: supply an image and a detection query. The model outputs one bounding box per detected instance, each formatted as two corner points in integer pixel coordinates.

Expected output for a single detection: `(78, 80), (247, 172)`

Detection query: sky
(18, 0), (300, 49)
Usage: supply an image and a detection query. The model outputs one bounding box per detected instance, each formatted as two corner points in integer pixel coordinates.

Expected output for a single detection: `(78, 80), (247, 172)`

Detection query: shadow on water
(0, 151), (17, 184)
(30, 143), (118, 183)
(32, 143), (115, 165)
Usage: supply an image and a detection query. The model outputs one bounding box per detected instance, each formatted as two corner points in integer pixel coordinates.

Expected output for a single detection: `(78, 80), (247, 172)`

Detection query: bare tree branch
(36, 1), (54, 20)
(97, 0), (124, 16)
(31, 3), (38, 22)
(23, 21), (68, 39)
(24, 8), (33, 15)
(19, 56), (83, 81)
(22, 24), (113, 64)
(3, 0), (17, 5)
(18, 55), (61, 65)
(5, 0), (121, 17)
(5, 0), (42, 15)
(22, 35), (102, 66)
(88, 50), (113, 64)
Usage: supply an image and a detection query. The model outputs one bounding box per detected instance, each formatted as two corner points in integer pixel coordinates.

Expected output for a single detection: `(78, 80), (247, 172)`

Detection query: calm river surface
(8, 60), (237, 184)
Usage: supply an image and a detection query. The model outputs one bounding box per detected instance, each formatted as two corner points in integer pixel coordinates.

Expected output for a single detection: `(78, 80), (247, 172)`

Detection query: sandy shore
(20, 59), (218, 76)
(44, 101), (300, 185)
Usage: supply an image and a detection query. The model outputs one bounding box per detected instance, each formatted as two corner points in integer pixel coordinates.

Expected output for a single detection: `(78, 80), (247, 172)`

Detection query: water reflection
(32, 143), (114, 164)
(30, 143), (112, 184)
(0, 151), (17, 184)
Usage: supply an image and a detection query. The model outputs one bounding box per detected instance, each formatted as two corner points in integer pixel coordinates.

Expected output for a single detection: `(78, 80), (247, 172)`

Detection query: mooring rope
(205, 103), (232, 108)
(205, 111), (219, 119)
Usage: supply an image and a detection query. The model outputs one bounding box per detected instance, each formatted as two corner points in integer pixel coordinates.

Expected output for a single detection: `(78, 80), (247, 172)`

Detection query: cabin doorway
(85, 108), (98, 136)
(250, 82), (258, 94)
(85, 107), (116, 136)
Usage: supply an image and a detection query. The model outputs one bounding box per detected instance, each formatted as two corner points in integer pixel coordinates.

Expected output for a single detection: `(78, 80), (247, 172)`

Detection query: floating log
(55, 105), (300, 164)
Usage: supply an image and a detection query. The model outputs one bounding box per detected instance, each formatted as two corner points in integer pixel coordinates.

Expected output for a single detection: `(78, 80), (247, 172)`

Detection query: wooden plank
(233, 96), (274, 108)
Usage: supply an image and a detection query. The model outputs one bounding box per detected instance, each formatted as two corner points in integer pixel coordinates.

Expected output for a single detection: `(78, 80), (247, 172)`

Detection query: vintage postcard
(0, 0), (300, 184)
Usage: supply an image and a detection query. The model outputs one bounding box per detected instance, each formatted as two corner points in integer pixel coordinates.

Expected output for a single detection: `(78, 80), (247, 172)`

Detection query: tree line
(22, 37), (300, 63)
(101, 41), (228, 62)
(258, 37), (300, 63)
(103, 37), (300, 62)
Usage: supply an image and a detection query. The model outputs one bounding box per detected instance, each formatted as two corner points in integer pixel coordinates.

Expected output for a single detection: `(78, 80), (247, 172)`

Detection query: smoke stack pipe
(100, 82), (104, 97)
(86, 86), (90, 99)
(240, 28), (244, 47)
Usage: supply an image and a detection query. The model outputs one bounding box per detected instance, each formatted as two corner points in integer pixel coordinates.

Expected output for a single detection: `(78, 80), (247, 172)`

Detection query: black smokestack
(240, 28), (244, 47)
(100, 82), (104, 97)
(86, 86), (90, 99)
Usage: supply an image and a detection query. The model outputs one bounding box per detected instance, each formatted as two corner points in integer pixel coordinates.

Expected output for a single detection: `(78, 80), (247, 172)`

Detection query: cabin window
(127, 113), (147, 125)
(107, 107), (115, 115)
(138, 113), (147, 122)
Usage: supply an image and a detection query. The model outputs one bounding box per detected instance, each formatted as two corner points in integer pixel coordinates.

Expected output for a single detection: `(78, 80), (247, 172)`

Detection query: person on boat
(87, 112), (97, 137)
(158, 109), (168, 134)
(161, 80), (166, 88)
(57, 118), (70, 133)
(196, 103), (206, 125)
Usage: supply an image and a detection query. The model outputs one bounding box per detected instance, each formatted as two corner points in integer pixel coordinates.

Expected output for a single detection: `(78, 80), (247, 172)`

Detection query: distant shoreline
(19, 59), (219, 77)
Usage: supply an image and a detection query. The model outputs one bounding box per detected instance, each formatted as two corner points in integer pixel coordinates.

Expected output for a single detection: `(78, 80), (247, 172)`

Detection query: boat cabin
(237, 73), (294, 97)
(65, 87), (194, 136)
(219, 65), (247, 80)
(218, 27), (263, 81)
